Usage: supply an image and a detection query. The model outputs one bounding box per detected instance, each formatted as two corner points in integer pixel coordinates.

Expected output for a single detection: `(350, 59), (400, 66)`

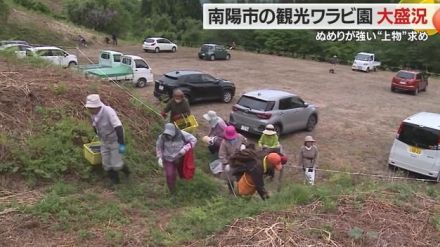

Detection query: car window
(187, 74), (202, 83)
(146, 38), (155, 43)
(201, 74), (216, 82)
(101, 53), (110, 59)
(416, 73), (422, 80)
(397, 71), (414, 79)
(291, 96), (305, 108)
(238, 96), (274, 111)
(113, 54), (121, 62)
(122, 57), (131, 65)
(37, 49), (52, 56)
(355, 54), (370, 61)
(163, 39), (171, 44)
(279, 98), (293, 110)
(134, 59), (149, 69)
(398, 123), (439, 150)
(215, 45), (224, 50)
(19, 45), (31, 51)
(51, 49), (65, 56)
(157, 39), (164, 43)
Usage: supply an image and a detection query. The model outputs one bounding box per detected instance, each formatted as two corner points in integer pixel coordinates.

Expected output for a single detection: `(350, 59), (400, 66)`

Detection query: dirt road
(73, 45), (440, 178)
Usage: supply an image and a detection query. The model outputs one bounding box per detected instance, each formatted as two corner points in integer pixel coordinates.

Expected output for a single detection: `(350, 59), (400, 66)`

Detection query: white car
(142, 37), (177, 53)
(388, 112), (440, 181)
(0, 44), (33, 58)
(352, 52), (381, 72)
(26, 46), (78, 68)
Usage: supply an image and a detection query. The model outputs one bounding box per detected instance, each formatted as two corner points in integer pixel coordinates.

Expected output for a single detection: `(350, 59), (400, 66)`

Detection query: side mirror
(64, 53), (69, 57)
(303, 103), (309, 107)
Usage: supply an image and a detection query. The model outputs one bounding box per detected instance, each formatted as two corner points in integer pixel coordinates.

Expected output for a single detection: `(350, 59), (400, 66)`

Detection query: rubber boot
(121, 165), (130, 177)
(108, 170), (120, 185)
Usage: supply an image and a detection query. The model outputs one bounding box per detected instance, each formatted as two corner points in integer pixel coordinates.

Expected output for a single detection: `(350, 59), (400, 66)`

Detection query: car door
(278, 97), (307, 132)
(185, 74), (213, 101)
(157, 39), (165, 50)
(36, 49), (54, 64)
(51, 49), (65, 66)
(133, 59), (153, 82)
(200, 74), (222, 100)
(163, 39), (172, 51)
(215, 45), (226, 59)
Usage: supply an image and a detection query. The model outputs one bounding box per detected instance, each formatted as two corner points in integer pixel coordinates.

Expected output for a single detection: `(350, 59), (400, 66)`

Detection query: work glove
(157, 158), (163, 168)
(224, 164), (231, 172)
(118, 144), (126, 154)
(160, 112), (167, 119)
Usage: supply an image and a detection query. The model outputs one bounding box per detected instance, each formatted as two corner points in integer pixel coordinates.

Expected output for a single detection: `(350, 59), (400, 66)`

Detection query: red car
(391, 70), (428, 95)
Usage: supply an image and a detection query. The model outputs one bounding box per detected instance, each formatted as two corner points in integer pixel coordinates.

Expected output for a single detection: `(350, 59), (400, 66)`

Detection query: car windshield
(238, 96), (274, 111)
(396, 71), (415, 79)
(398, 123), (439, 150)
(145, 39), (155, 43)
(355, 54), (370, 61)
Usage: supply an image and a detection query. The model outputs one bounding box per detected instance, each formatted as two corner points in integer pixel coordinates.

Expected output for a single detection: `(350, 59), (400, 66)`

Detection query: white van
(388, 112), (440, 180)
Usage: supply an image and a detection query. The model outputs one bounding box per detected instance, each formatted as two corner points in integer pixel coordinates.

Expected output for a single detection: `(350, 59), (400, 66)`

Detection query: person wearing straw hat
(202, 110), (227, 155)
(156, 123), (197, 194)
(298, 135), (318, 185)
(161, 89), (191, 122)
(258, 124), (281, 153)
(85, 94), (130, 185)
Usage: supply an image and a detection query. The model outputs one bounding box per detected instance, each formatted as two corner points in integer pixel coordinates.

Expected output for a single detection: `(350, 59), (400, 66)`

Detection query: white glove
(157, 158), (163, 168)
(240, 144), (246, 150)
(224, 164), (231, 172)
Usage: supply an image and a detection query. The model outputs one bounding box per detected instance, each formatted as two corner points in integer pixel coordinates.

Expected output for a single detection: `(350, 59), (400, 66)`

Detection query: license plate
(399, 81), (406, 85)
(240, 125), (249, 132)
(409, 146), (422, 155)
(158, 85), (164, 90)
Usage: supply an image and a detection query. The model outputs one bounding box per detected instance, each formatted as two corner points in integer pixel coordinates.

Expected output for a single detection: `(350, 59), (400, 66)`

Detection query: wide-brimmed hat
(203, 110), (218, 122)
(304, 136), (315, 142)
(163, 123), (176, 136)
(224, 126), (238, 140)
(202, 136), (212, 144)
(266, 153), (282, 171)
(262, 124), (277, 135)
(85, 94), (103, 108)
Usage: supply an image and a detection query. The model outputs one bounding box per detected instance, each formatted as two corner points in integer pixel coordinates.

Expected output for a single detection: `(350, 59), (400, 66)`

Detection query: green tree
(0, 0), (9, 25)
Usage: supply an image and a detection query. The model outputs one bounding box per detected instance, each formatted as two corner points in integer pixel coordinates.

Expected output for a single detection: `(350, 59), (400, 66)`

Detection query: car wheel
(436, 172), (440, 183)
(413, 87), (419, 96)
(306, 114), (317, 131)
(144, 49), (148, 52)
(155, 47), (160, 53)
(210, 55), (215, 61)
(391, 86), (396, 92)
(366, 67), (370, 73)
(226, 54), (231, 60)
(422, 84), (427, 92)
(274, 124), (283, 136)
(172, 46), (176, 53)
(68, 61), (77, 68)
(136, 78), (147, 88)
(373, 67), (377, 72)
(222, 90), (233, 103)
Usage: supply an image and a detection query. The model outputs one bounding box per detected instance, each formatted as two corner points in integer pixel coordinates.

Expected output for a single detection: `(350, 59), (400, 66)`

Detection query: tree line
(2, 0), (440, 72)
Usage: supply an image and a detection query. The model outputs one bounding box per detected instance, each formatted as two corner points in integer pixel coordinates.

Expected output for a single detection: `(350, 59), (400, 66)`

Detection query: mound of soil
(198, 194), (440, 247)
(0, 59), (160, 146)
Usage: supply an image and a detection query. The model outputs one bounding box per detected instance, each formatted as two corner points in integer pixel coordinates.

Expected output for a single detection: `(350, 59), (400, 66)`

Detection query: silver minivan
(388, 112), (440, 180)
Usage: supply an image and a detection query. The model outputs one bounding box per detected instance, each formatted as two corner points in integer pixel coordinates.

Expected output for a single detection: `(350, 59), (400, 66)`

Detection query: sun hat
(262, 124), (277, 135)
(85, 94), (103, 108)
(203, 110), (218, 122)
(224, 126), (238, 140)
(266, 153), (282, 171)
(163, 123), (176, 136)
(304, 136), (315, 142)
(202, 136), (212, 144)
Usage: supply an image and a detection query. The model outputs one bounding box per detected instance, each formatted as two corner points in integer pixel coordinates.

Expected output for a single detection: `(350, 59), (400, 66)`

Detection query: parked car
(154, 70), (235, 103)
(229, 90), (318, 135)
(142, 37), (177, 53)
(352, 52), (381, 72)
(0, 40), (29, 48)
(26, 46), (77, 68)
(85, 55), (153, 88)
(391, 70), (428, 95)
(198, 44), (231, 61)
(388, 112), (440, 181)
(0, 44), (32, 58)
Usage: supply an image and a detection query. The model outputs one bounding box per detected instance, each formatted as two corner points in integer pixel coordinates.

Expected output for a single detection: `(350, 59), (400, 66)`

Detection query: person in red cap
(230, 148), (286, 200)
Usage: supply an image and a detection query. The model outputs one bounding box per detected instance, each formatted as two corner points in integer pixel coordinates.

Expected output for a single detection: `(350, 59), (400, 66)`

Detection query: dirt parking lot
(74, 45), (440, 179)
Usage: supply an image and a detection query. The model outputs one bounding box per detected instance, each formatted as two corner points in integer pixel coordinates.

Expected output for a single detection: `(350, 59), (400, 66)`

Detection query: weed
(78, 229), (94, 240)
(348, 226), (364, 240)
(50, 82), (68, 95)
(104, 229), (124, 245)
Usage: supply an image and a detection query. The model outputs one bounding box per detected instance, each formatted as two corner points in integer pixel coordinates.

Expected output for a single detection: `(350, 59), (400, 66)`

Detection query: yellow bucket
(174, 115), (199, 134)
(83, 141), (102, 165)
